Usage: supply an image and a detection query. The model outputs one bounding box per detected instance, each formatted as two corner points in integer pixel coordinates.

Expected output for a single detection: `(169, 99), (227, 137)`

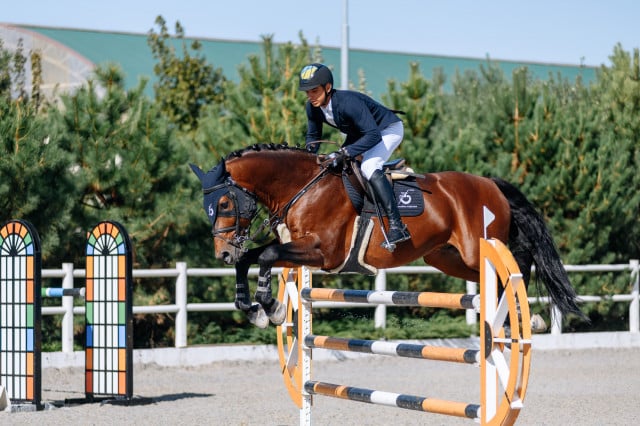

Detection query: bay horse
(190, 143), (584, 328)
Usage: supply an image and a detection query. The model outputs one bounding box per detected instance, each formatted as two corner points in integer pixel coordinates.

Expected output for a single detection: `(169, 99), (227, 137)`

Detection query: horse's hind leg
(423, 244), (480, 282)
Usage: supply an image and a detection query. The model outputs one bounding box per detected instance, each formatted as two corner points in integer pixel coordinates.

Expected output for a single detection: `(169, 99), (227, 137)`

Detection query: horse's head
(190, 161), (258, 264)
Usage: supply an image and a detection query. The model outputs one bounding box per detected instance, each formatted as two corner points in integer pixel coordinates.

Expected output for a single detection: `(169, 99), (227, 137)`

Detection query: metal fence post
(61, 262), (74, 353)
(550, 305), (563, 335)
(175, 262), (188, 348)
(630, 259), (639, 333)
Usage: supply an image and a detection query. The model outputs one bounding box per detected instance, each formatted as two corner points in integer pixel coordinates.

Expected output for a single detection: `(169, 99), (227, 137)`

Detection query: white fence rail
(42, 260), (639, 352)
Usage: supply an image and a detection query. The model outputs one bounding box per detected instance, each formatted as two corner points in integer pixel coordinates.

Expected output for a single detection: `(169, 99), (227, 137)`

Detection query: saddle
(317, 155), (426, 275)
(334, 157), (425, 217)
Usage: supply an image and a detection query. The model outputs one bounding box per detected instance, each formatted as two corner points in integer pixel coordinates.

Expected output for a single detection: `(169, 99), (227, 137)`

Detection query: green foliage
(44, 64), (198, 269)
(148, 16), (226, 132)
(2, 23), (639, 346)
(583, 45), (640, 263)
(0, 38), (13, 98)
(0, 96), (76, 259)
(221, 35), (312, 147)
(383, 62), (442, 171)
(0, 40), (67, 234)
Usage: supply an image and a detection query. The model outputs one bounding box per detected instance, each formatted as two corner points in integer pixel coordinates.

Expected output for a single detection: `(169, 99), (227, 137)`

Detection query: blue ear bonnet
(191, 160), (257, 228)
(197, 161), (228, 225)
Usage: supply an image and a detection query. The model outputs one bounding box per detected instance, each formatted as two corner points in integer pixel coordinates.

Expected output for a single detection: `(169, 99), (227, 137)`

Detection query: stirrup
(380, 225), (411, 252)
(389, 223), (411, 242)
(391, 232), (411, 244)
(381, 240), (397, 252)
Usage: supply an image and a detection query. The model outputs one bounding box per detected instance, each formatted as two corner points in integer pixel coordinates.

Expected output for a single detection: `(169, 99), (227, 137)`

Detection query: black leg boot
(368, 169), (411, 248)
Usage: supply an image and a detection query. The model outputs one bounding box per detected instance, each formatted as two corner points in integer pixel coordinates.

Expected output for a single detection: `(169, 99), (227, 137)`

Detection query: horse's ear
(189, 163), (205, 181)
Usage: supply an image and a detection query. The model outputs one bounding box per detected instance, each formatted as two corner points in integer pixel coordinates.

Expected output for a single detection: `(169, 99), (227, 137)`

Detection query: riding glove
(306, 142), (320, 153)
(326, 148), (348, 168)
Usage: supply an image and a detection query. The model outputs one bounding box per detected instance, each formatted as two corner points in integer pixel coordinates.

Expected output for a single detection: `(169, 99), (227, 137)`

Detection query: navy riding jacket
(304, 90), (402, 157)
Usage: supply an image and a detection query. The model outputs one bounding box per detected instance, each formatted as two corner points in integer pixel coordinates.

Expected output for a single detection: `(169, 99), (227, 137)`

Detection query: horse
(190, 143), (584, 328)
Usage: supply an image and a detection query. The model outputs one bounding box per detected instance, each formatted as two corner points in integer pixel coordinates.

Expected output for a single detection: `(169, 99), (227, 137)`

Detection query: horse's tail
(491, 177), (587, 320)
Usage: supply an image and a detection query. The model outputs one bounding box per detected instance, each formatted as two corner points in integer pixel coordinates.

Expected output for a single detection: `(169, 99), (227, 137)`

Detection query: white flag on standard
(483, 206), (495, 239)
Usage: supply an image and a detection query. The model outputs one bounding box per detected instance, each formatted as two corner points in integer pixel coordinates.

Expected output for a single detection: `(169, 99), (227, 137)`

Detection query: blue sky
(3, 0), (638, 66)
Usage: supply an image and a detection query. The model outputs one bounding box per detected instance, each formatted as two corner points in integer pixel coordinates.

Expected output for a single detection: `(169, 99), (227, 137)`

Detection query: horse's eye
(220, 200), (230, 210)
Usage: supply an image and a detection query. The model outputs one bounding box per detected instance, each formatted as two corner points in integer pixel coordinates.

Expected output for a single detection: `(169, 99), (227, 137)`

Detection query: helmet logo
(300, 65), (319, 81)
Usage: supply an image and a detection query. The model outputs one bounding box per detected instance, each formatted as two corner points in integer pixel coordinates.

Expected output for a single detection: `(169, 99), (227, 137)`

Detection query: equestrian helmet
(298, 63), (333, 91)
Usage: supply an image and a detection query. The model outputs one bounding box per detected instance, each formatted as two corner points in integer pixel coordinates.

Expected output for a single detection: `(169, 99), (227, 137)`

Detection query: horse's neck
(229, 155), (320, 207)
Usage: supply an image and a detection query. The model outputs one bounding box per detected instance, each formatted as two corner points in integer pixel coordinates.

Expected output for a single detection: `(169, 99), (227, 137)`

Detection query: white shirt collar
(320, 98), (336, 126)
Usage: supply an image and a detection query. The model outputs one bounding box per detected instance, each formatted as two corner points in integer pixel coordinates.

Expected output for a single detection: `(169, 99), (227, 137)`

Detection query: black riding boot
(368, 169), (411, 248)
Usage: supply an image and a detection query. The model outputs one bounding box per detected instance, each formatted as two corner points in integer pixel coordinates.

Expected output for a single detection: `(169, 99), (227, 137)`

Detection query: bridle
(203, 177), (258, 251)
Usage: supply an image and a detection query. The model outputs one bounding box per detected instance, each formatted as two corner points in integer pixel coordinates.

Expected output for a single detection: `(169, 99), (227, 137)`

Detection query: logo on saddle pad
(394, 183), (423, 216)
(363, 180), (425, 217)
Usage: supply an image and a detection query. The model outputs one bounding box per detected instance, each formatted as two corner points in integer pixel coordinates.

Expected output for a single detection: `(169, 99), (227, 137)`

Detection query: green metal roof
(22, 25), (596, 98)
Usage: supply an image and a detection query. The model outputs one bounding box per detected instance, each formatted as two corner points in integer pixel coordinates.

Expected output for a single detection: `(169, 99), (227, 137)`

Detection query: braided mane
(225, 143), (309, 160)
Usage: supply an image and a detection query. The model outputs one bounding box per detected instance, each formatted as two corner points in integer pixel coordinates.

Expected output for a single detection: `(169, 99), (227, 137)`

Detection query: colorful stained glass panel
(84, 221), (132, 399)
(0, 220), (41, 408)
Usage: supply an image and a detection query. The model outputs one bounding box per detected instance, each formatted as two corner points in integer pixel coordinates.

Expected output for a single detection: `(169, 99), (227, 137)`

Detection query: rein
(268, 165), (331, 228)
(204, 161), (331, 251)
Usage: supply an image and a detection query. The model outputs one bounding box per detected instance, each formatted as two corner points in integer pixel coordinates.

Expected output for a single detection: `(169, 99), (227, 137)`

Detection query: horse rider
(298, 63), (411, 249)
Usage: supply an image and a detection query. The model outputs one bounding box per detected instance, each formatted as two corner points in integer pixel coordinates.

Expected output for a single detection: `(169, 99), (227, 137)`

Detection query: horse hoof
(268, 300), (286, 325)
(530, 314), (548, 333)
(247, 304), (269, 329)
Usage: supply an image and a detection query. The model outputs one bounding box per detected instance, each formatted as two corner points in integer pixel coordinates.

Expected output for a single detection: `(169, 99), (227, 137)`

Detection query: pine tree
(148, 16), (226, 133)
(0, 39), (11, 98)
(221, 34), (319, 147)
(0, 40), (75, 263)
(587, 45), (640, 263)
(383, 62), (442, 172)
(45, 64), (198, 268)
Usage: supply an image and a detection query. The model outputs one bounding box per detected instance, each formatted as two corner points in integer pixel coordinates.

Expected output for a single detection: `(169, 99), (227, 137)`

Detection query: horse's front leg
(234, 245), (272, 328)
(253, 264), (286, 326)
(253, 238), (324, 327)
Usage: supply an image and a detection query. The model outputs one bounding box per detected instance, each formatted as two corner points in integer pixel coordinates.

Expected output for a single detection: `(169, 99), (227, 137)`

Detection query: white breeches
(360, 120), (404, 180)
